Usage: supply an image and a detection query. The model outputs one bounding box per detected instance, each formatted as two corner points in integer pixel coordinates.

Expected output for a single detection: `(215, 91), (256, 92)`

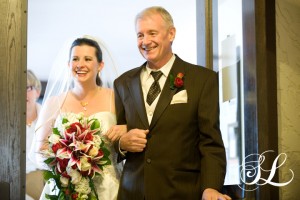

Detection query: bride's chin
(74, 74), (87, 80)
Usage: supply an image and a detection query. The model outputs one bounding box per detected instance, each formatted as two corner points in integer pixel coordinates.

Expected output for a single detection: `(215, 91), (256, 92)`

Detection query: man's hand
(105, 125), (127, 142)
(202, 188), (231, 200)
(119, 128), (149, 152)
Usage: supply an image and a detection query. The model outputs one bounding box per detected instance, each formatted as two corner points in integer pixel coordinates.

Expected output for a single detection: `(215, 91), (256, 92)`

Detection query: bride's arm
(105, 125), (127, 142)
(104, 89), (127, 142)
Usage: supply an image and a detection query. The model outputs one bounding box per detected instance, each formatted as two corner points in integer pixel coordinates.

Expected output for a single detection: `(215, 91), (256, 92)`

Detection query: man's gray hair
(135, 6), (174, 28)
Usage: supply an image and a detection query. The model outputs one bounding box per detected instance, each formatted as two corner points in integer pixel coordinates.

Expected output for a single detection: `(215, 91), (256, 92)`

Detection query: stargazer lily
(56, 147), (69, 159)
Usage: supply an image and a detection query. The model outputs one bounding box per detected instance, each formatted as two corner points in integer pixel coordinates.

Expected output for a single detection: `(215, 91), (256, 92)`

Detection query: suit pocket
(170, 90), (188, 104)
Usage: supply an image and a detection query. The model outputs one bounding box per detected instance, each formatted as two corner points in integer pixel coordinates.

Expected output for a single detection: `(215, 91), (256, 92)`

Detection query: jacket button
(146, 158), (151, 164)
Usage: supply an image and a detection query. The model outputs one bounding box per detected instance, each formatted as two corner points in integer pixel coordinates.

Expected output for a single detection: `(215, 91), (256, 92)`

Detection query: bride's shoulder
(100, 87), (114, 93)
(98, 87), (114, 97)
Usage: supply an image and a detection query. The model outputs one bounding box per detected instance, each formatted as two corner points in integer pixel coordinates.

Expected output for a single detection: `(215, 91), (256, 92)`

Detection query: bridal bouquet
(41, 113), (111, 200)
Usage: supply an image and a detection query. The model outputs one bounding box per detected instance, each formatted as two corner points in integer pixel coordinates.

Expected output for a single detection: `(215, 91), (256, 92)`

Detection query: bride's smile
(69, 44), (102, 83)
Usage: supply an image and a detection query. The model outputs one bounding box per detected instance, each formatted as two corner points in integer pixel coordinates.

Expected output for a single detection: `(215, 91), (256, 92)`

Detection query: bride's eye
(85, 57), (92, 61)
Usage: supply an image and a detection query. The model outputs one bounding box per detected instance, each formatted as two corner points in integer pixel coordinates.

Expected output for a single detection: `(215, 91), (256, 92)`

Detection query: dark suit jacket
(114, 55), (226, 200)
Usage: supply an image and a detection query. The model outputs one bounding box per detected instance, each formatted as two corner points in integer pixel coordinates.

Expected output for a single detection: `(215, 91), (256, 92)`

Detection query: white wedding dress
(39, 112), (123, 200)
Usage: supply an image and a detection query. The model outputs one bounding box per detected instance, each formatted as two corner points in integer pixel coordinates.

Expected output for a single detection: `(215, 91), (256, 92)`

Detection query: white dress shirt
(119, 55), (176, 156)
(140, 55), (176, 124)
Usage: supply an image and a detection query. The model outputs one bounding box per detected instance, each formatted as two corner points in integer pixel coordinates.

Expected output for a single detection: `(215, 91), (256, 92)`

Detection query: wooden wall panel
(0, 0), (27, 199)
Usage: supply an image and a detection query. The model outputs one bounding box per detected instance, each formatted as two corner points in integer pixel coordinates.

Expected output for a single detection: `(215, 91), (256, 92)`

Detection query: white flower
(40, 149), (55, 158)
(54, 121), (65, 136)
(74, 177), (91, 195)
(67, 168), (82, 185)
(88, 146), (99, 157)
(60, 176), (69, 187)
(76, 112), (84, 120)
(80, 194), (89, 199)
(48, 134), (60, 144)
(80, 157), (92, 171)
(93, 135), (102, 149)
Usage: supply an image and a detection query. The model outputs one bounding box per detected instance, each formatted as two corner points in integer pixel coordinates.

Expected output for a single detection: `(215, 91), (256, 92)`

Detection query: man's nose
(142, 35), (151, 45)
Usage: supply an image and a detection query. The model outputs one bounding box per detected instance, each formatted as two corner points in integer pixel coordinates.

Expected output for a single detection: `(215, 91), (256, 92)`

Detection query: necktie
(147, 71), (163, 105)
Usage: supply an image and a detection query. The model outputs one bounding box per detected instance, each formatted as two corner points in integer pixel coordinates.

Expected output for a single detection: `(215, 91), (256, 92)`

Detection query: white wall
(27, 0), (196, 81)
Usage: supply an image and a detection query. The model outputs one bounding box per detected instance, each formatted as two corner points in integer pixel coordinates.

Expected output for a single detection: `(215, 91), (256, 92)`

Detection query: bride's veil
(42, 35), (119, 104)
(29, 35), (119, 168)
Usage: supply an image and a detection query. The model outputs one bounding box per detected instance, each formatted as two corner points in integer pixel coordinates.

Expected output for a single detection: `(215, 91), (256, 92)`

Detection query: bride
(30, 36), (125, 200)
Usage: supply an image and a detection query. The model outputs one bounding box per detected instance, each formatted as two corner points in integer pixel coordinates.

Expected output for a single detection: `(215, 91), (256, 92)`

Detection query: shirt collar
(144, 54), (176, 78)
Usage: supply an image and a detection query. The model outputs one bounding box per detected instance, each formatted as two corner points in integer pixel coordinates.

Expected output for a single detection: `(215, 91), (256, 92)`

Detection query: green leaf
(90, 195), (98, 200)
(90, 119), (100, 130)
(45, 193), (59, 200)
(52, 128), (60, 135)
(170, 74), (175, 90)
(58, 191), (66, 200)
(43, 170), (55, 181)
(101, 147), (110, 157)
(89, 177), (99, 200)
(62, 118), (69, 124)
(44, 157), (55, 165)
(101, 157), (111, 166)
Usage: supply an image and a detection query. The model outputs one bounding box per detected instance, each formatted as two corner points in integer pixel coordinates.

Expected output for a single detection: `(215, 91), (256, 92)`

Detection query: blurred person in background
(26, 69), (44, 200)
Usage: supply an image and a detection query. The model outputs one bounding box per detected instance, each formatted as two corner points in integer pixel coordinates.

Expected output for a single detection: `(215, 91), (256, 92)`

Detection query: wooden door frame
(0, 0), (28, 199)
(196, 0), (278, 199)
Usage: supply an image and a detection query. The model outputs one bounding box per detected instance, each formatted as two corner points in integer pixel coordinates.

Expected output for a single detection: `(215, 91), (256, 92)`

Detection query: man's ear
(168, 26), (176, 42)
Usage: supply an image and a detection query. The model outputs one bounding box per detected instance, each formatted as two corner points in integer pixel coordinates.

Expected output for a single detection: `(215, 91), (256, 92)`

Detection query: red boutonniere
(170, 72), (184, 90)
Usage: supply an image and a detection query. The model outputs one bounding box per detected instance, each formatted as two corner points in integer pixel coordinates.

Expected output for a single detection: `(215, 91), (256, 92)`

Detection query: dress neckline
(59, 111), (115, 118)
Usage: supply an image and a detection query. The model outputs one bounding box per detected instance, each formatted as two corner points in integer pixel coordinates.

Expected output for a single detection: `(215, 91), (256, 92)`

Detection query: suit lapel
(126, 65), (149, 128)
(149, 56), (186, 129)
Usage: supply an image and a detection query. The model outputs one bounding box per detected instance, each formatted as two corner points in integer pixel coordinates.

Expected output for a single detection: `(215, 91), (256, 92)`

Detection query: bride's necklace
(74, 87), (100, 112)
(80, 101), (89, 111)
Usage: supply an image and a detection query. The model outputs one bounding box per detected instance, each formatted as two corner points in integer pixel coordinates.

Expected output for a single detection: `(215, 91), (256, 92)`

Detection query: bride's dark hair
(69, 38), (103, 86)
